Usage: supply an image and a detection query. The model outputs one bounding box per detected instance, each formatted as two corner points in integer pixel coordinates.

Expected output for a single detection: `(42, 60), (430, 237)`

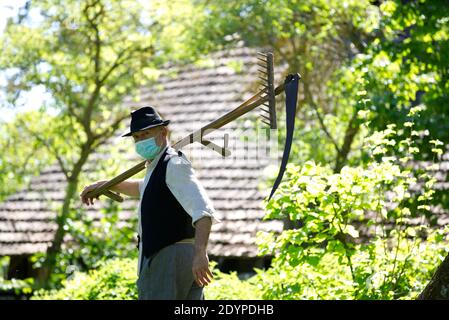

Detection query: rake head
(257, 51), (277, 129)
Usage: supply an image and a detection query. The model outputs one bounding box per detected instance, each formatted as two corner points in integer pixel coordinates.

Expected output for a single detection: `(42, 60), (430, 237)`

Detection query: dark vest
(140, 148), (195, 259)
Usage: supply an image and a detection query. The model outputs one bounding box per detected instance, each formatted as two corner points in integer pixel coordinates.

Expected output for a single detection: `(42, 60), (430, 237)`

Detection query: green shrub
(204, 262), (263, 300)
(32, 258), (262, 300)
(0, 278), (34, 297)
(30, 200), (139, 289)
(32, 258), (138, 300)
(256, 108), (448, 299)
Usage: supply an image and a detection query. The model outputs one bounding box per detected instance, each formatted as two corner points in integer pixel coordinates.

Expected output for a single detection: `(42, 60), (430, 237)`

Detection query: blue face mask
(135, 137), (162, 160)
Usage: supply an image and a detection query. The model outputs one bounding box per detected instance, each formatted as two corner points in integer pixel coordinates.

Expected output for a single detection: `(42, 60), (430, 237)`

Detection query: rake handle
(86, 81), (288, 202)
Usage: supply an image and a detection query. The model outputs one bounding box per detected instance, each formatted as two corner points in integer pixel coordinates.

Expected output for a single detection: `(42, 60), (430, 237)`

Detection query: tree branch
(82, 0), (105, 140)
(303, 82), (341, 154)
(334, 109), (360, 173)
(16, 118), (70, 179)
(99, 44), (154, 85)
(92, 112), (129, 148)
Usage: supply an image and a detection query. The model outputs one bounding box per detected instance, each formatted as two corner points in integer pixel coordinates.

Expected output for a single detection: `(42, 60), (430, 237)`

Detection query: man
(80, 106), (220, 300)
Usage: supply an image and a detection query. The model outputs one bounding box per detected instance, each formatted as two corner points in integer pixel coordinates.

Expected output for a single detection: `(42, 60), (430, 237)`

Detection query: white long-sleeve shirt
(136, 145), (220, 275)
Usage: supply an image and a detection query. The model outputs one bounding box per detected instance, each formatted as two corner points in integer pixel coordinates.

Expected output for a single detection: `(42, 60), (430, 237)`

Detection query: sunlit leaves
(0, 112), (56, 200)
(260, 111), (445, 299)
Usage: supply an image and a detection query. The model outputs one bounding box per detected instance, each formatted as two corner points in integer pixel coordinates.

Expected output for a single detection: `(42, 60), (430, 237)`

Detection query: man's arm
(166, 154), (221, 287)
(109, 180), (140, 197)
(192, 217), (214, 287)
(80, 179), (140, 206)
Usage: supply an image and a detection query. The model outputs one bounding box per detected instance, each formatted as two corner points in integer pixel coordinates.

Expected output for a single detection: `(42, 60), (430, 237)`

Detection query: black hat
(122, 106), (170, 137)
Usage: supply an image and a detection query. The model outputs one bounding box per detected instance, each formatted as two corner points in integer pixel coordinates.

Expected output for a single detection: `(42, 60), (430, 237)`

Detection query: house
(0, 47), (287, 284)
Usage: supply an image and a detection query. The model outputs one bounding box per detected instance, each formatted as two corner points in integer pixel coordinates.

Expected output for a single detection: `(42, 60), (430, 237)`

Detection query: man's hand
(192, 250), (213, 287)
(192, 217), (213, 287)
(80, 181), (106, 206)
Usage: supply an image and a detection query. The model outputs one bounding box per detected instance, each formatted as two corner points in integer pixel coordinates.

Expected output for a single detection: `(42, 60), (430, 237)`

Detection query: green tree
(0, 0), (179, 287)
(174, 0), (381, 171)
(365, 0), (449, 145)
(171, 0), (448, 172)
(0, 111), (55, 201)
(355, 0), (449, 210)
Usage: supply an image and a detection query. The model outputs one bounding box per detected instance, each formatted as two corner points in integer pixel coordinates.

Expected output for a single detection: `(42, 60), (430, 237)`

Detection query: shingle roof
(0, 47), (285, 258)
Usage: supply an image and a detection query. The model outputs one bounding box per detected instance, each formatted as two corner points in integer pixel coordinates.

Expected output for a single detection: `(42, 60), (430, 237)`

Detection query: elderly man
(80, 106), (220, 300)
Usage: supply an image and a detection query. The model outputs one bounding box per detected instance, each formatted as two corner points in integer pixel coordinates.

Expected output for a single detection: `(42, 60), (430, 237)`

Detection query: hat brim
(121, 120), (170, 137)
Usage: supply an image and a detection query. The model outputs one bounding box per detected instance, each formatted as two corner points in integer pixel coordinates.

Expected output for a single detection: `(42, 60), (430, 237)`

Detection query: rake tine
(257, 56), (267, 63)
(260, 108), (271, 114)
(258, 69), (268, 75)
(266, 52), (277, 129)
(260, 113), (271, 120)
(258, 76), (268, 82)
(261, 119), (271, 126)
(257, 52), (268, 57)
(260, 113), (272, 121)
(257, 62), (268, 68)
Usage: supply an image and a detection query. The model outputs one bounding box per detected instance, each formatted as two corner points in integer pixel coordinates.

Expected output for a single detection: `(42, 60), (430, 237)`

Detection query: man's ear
(157, 126), (169, 144)
(162, 126), (170, 140)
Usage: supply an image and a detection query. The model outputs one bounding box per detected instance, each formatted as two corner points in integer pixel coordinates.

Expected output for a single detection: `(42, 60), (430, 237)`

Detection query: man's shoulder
(166, 147), (192, 167)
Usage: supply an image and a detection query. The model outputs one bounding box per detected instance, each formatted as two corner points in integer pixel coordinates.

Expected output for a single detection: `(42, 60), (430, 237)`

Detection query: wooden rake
(86, 52), (300, 202)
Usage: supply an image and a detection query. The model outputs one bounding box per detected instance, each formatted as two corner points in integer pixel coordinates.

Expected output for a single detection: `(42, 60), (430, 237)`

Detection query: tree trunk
(334, 110), (360, 173)
(37, 145), (91, 288)
(37, 178), (79, 287)
(418, 253), (449, 300)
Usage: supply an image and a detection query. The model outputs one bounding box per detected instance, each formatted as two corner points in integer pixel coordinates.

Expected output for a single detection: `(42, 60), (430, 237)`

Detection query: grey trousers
(137, 242), (204, 300)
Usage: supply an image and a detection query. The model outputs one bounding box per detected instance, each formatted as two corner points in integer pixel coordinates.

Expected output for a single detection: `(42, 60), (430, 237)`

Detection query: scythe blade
(267, 73), (300, 201)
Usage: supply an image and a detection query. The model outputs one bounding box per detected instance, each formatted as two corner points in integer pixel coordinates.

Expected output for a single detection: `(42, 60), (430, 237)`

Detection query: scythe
(86, 52), (300, 202)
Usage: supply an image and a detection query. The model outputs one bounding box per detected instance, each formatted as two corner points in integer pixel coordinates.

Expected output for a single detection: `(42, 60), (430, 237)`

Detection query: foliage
(366, 0), (449, 151)
(0, 257), (34, 297)
(350, 0), (449, 210)
(0, 278), (34, 297)
(32, 259), (262, 300)
(30, 200), (139, 287)
(204, 262), (263, 300)
(253, 235), (447, 299)
(256, 108), (448, 299)
(32, 258), (138, 300)
(26, 139), (141, 288)
(184, 0), (377, 74)
(0, 111), (55, 201)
